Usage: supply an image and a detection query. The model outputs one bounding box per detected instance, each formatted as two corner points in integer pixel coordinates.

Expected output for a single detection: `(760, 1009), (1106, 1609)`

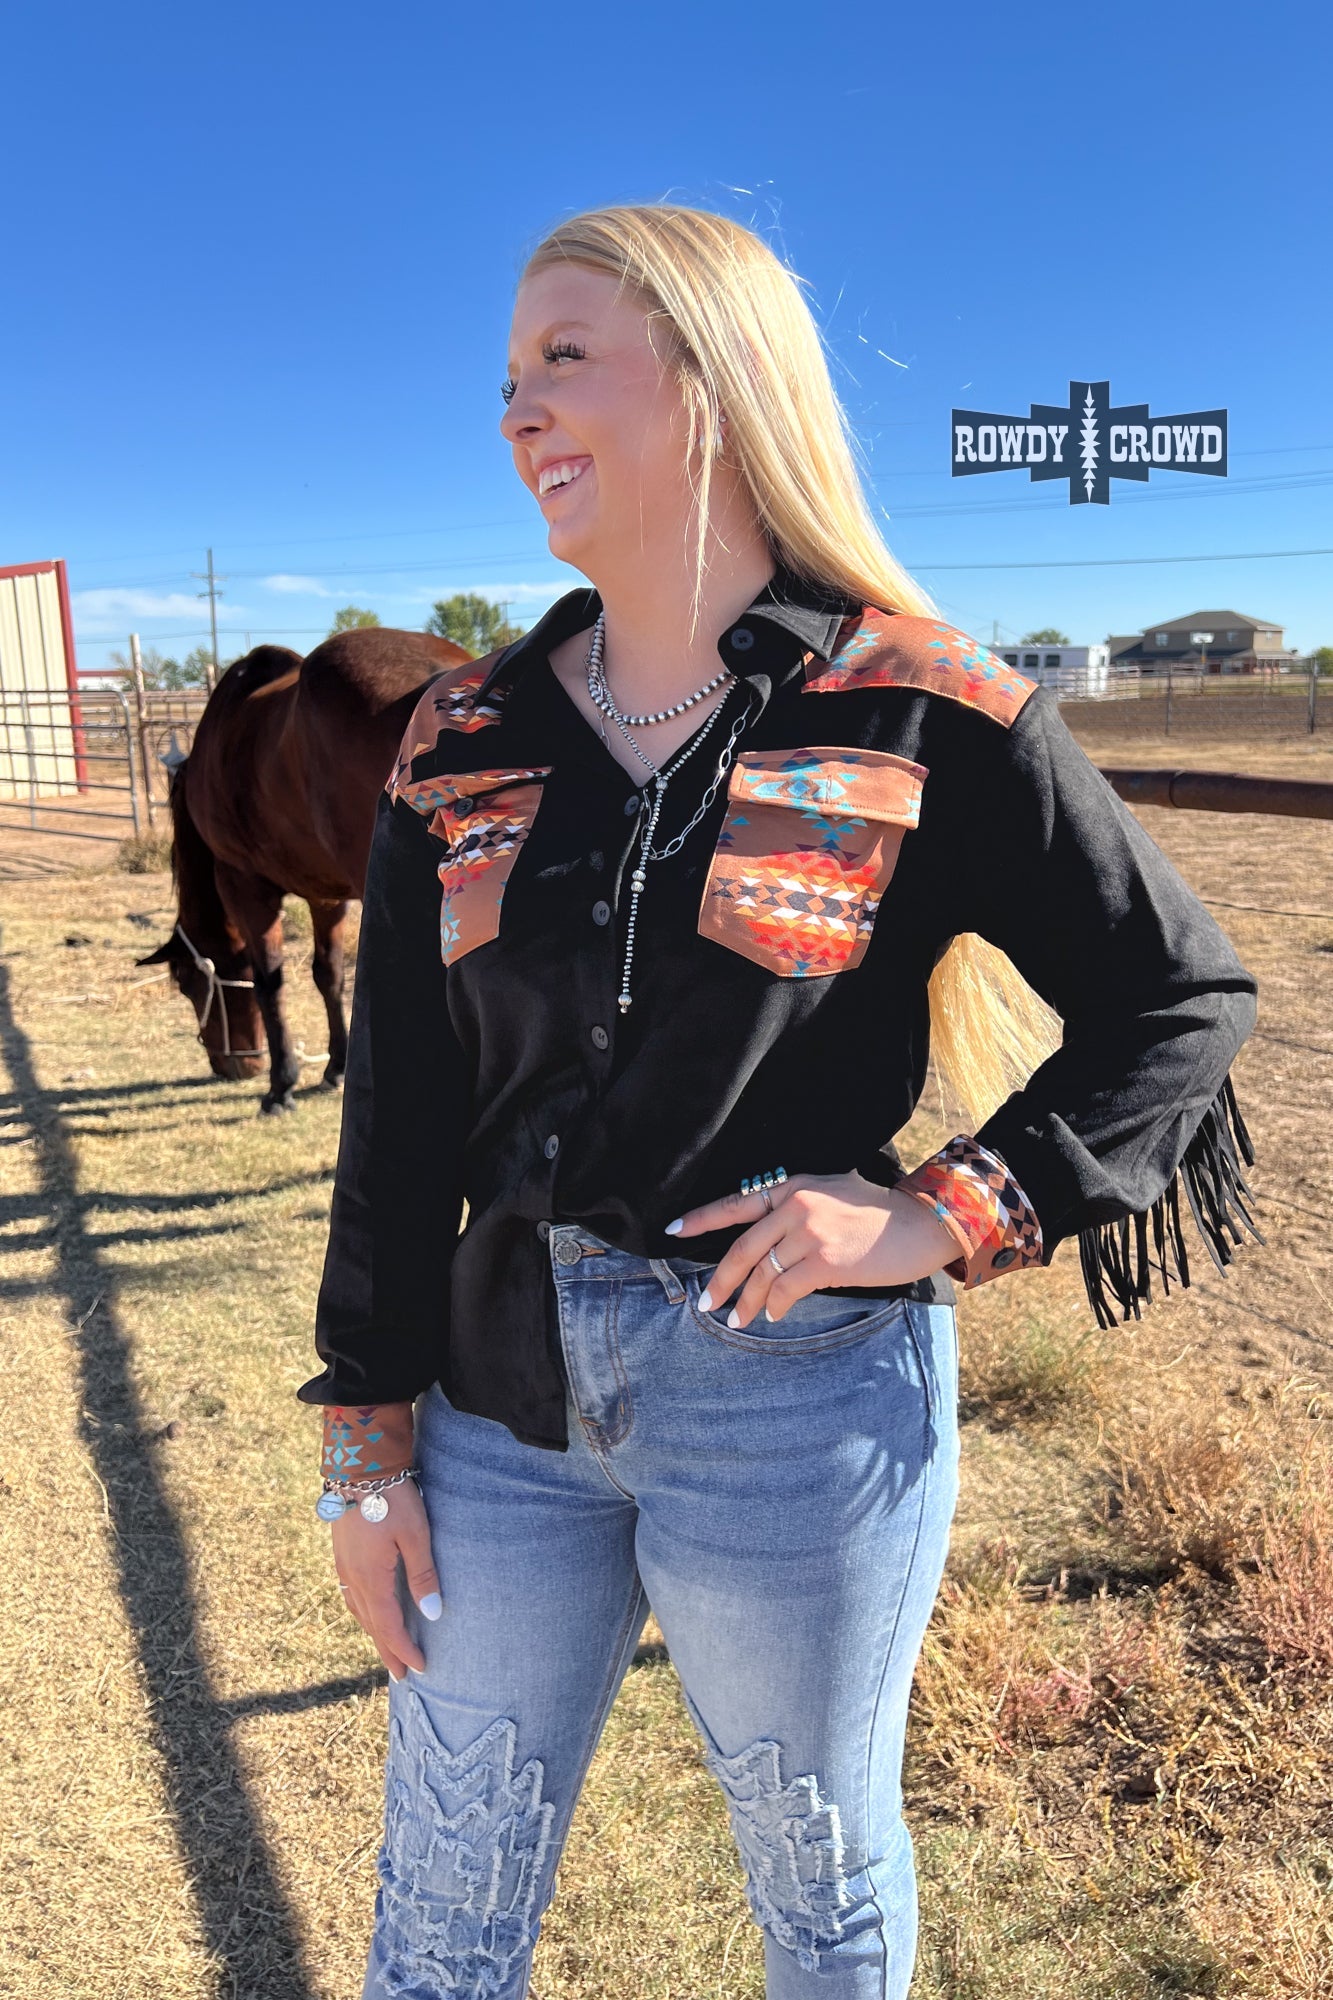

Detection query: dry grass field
(1, 726), (1331, 1998)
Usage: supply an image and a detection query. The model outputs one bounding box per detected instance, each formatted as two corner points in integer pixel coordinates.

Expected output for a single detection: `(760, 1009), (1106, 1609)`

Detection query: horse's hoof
(320, 1066), (345, 1092)
(260, 1093), (296, 1116)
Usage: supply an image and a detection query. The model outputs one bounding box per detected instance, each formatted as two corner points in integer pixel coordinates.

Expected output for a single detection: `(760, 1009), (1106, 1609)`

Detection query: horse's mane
(168, 758), (242, 958)
(209, 644), (303, 711)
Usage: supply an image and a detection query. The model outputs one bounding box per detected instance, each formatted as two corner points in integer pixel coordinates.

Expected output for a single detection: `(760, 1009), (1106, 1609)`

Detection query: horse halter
(172, 923), (265, 1061)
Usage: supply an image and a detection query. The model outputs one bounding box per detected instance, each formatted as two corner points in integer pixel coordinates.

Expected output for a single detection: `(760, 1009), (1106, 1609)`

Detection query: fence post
(19, 689), (37, 830)
(111, 687), (144, 838)
(129, 633), (155, 826)
(1310, 655), (1319, 736)
(1165, 660), (1174, 738)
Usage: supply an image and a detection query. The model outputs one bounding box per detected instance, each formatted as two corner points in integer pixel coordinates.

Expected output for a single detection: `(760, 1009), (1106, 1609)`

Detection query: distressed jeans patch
(374, 1690), (555, 1998)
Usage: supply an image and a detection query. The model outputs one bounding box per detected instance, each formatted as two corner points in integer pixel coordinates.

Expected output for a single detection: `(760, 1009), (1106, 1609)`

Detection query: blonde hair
(520, 203), (1058, 1124)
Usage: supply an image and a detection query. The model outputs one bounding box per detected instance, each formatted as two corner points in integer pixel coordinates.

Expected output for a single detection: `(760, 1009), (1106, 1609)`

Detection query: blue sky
(5, 0), (1330, 670)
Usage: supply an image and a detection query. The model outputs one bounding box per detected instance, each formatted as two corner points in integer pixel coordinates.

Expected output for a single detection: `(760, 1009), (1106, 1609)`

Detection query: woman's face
(500, 263), (700, 575)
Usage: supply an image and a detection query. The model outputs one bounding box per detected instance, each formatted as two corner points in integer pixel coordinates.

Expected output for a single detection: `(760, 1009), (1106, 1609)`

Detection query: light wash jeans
(360, 1224), (960, 2000)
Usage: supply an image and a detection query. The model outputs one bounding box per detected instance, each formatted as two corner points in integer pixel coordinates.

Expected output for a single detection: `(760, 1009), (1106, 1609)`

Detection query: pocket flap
(726, 747), (925, 826)
(396, 765), (553, 824)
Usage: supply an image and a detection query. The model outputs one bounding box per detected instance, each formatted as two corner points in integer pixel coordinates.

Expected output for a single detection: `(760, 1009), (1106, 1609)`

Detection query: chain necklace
(617, 689), (754, 1014)
(586, 611), (734, 728)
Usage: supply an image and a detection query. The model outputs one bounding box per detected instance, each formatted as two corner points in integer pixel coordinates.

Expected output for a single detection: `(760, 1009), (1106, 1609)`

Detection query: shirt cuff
(895, 1136), (1044, 1289)
(320, 1402), (415, 1483)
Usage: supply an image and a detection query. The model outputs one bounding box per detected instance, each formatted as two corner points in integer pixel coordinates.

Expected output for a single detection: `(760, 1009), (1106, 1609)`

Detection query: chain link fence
(1050, 661), (1330, 744)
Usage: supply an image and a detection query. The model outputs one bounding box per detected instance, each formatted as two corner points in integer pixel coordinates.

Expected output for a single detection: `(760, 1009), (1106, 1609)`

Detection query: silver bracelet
(315, 1464), (419, 1523)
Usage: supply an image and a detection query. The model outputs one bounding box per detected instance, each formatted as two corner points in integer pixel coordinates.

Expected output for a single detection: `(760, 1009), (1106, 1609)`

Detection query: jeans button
(543, 1134), (560, 1160)
(592, 899), (611, 926)
(555, 1237), (582, 1266)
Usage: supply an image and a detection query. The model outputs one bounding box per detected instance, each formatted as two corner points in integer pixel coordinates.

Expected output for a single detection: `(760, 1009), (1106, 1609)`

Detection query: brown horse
(138, 627), (473, 1112)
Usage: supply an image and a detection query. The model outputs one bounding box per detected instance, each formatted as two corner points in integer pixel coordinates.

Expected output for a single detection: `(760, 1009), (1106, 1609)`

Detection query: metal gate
(0, 685), (209, 845)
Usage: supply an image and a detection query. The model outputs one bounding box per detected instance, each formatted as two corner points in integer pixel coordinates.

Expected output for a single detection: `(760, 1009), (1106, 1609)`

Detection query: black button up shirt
(298, 565), (1257, 1449)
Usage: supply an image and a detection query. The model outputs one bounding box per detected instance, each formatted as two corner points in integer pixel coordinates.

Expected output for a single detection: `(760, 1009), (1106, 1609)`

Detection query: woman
(298, 204), (1259, 2000)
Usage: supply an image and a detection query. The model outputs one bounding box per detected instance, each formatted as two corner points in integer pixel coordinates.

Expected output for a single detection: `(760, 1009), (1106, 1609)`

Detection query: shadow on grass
(0, 963), (317, 2000)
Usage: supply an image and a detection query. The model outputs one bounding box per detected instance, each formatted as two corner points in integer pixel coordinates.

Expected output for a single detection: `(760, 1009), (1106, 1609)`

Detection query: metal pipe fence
(0, 686), (208, 845)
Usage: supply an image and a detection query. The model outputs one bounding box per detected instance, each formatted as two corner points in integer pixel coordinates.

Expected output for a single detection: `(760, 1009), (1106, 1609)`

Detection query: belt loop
(649, 1258), (687, 1305)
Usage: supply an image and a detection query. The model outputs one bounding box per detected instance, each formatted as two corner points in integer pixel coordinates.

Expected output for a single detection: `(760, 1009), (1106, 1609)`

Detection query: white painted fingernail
(408, 1663), (423, 1675)
(417, 1592), (442, 1621)
(726, 1309), (741, 1329)
(664, 1218), (683, 1235)
(698, 1289), (713, 1312)
(388, 1668), (404, 1683)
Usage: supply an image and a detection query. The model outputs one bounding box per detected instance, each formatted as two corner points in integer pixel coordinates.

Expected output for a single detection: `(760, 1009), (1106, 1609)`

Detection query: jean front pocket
(686, 1271), (908, 1356)
(697, 745), (927, 978)
(394, 765), (553, 965)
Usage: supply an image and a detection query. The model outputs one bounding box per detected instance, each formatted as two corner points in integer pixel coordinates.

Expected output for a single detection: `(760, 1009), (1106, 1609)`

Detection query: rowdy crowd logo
(950, 380), (1227, 505)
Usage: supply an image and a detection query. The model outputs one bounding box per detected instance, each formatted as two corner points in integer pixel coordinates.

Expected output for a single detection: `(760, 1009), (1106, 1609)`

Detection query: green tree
(424, 592), (523, 655)
(328, 605), (382, 635)
(105, 643), (212, 691)
(1019, 628), (1071, 645)
(1312, 646), (1333, 678)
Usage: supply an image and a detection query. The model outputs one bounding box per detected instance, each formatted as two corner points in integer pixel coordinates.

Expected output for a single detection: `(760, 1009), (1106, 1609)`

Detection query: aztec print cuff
(320, 1402), (415, 1484)
(896, 1136), (1044, 1289)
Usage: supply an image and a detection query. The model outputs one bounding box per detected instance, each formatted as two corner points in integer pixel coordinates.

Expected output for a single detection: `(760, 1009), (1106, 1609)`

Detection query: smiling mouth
(538, 458), (592, 501)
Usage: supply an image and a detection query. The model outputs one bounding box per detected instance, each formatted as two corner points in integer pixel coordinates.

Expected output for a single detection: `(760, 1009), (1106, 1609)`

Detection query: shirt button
(991, 1247), (1017, 1269)
(624, 794), (642, 816)
(543, 1134), (560, 1160)
(592, 900), (611, 926)
(730, 626), (755, 652)
(535, 1220), (551, 1242)
(590, 1024), (609, 1050)
(453, 795), (474, 815)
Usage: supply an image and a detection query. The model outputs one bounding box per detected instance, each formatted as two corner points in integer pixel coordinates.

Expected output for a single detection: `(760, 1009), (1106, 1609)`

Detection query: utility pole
(192, 548), (226, 690)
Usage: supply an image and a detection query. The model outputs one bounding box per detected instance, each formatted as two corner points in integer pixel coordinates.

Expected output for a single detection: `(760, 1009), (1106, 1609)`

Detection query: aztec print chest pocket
(697, 746), (926, 977)
(395, 766), (553, 966)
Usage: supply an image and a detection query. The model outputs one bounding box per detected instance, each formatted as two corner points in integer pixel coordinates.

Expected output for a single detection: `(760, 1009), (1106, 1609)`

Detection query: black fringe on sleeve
(1077, 1076), (1261, 1329)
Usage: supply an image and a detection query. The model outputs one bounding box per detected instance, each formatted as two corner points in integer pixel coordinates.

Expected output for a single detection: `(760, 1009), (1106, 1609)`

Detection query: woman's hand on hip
(666, 1171), (957, 1328)
(330, 1480), (442, 1682)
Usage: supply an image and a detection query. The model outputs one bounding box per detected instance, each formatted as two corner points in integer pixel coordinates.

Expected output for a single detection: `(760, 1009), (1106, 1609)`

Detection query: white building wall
(0, 565), (80, 798)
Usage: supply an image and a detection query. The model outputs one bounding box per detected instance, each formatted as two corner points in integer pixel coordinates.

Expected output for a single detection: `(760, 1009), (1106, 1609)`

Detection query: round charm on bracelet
(315, 1490), (348, 1522)
(359, 1491), (390, 1523)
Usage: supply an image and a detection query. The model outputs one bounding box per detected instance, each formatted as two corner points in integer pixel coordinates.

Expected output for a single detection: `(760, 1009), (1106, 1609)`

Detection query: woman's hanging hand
(666, 1170), (958, 1327)
(330, 1481), (443, 1683)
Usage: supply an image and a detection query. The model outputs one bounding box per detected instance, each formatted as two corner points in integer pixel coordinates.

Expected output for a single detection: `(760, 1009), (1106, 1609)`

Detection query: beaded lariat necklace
(582, 618), (752, 1013)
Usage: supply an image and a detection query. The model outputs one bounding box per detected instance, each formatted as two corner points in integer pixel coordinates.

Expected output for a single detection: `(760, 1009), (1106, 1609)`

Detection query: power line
(67, 465), (1333, 598)
(911, 545), (1333, 572)
(49, 445), (1333, 576)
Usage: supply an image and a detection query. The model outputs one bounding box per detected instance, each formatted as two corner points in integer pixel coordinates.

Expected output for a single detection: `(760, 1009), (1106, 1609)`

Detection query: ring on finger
(767, 1246), (785, 1275)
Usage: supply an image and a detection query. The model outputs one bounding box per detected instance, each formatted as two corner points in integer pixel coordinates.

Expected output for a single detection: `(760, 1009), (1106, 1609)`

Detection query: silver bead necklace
(616, 690), (754, 1014)
(585, 610), (734, 727)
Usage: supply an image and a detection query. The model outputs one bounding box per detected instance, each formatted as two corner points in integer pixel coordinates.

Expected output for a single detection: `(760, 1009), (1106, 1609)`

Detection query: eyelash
(500, 339), (585, 405)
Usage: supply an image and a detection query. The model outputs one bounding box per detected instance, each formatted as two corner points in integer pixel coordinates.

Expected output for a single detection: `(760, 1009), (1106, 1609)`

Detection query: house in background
(1107, 611), (1296, 674)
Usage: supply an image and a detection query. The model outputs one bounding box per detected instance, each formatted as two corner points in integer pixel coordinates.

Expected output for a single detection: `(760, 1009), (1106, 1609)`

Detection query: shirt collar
(477, 562), (861, 704)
